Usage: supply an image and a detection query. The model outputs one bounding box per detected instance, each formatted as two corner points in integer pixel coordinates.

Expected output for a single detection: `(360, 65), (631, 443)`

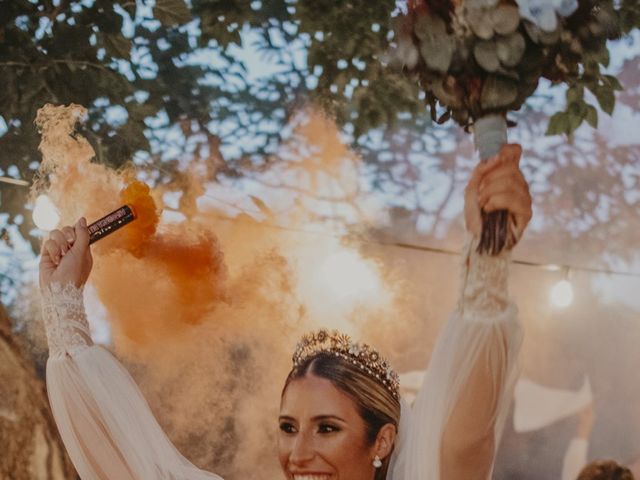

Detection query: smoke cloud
(32, 104), (424, 478)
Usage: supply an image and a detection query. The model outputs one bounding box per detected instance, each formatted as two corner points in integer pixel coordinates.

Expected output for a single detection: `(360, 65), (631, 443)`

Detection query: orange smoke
(93, 180), (227, 346)
(34, 104), (228, 350)
(119, 180), (159, 256)
(92, 225), (227, 349)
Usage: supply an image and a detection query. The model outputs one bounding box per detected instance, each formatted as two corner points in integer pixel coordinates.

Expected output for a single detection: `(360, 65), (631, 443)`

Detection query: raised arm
(388, 145), (531, 480)
(40, 219), (222, 480)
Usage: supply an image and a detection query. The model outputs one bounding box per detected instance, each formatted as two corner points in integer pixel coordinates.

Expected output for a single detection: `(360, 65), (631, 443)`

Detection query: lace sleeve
(42, 282), (224, 480)
(388, 237), (523, 480)
(458, 237), (515, 323)
(41, 282), (93, 358)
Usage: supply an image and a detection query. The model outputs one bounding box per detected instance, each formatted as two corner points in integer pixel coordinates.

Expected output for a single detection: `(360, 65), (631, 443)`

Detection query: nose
(289, 430), (315, 466)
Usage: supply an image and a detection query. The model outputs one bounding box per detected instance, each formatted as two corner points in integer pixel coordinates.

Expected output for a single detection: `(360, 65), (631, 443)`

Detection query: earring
(373, 455), (382, 468)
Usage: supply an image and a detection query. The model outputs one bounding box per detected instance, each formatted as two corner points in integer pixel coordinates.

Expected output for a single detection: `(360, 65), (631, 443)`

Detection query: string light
(550, 268), (574, 308)
(10, 164), (640, 279)
(207, 213), (640, 279)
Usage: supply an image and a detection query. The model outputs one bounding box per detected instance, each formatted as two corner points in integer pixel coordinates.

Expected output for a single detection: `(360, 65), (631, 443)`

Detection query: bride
(40, 144), (531, 480)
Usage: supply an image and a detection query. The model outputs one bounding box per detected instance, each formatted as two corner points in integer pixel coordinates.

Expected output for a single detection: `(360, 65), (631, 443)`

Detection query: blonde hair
(283, 351), (401, 480)
(576, 460), (634, 480)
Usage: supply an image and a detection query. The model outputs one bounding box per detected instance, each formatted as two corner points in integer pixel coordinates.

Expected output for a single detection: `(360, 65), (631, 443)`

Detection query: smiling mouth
(292, 475), (332, 480)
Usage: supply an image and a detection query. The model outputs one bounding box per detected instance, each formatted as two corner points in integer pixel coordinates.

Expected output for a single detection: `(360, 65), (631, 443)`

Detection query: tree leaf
(603, 74), (624, 91)
(585, 104), (598, 128)
(595, 86), (615, 115)
(594, 46), (610, 67)
(546, 111), (569, 136)
(566, 101), (588, 133)
(103, 33), (132, 59)
(566, 85), (584, 104)
(153, 0), (191, 26)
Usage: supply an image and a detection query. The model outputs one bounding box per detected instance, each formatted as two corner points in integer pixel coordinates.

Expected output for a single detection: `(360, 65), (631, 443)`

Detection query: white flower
(516, 0), (578, 32)
(554, 0), (578, 17)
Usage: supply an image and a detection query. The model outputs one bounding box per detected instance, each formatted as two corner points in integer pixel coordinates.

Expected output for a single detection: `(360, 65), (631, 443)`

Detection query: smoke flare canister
(88, 205), (136, 244)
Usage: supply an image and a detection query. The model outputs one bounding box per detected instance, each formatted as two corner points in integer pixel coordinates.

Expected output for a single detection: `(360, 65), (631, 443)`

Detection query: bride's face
(278, 373), (377, 480)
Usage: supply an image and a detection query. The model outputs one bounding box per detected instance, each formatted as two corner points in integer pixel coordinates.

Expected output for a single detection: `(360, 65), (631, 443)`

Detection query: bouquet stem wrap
(473, 114), (510, 255)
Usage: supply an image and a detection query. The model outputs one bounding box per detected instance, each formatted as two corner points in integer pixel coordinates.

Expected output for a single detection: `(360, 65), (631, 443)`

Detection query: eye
(279, 421), (297, 434)
(318, 423), (341, 434)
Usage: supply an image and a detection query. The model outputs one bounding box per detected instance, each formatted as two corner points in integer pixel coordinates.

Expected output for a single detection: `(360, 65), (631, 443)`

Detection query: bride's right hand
(39, 218), (93, 290)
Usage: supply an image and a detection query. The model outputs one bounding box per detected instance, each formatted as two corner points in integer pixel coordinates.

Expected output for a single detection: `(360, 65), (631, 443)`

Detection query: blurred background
(0, 1), (639, 479)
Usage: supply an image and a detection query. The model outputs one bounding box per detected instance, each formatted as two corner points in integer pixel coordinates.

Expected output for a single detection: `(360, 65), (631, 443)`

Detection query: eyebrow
(278, 414), (347, 423)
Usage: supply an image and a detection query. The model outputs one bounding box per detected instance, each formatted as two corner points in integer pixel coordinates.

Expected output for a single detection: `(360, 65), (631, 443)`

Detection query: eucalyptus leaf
(415, 13), (456, 73)
(474, 40), (500, 72)
(449, 39), (472, 73)
(491, 5), (520, 35)
(466, 8), (495, 40)
(414, 12), (447, 40)
(431, 77), (465, 109)
(523, 22), (541, 43)
(480, 75), (518, 110)
(417, 14), (455, 73)
(496, 33), (525, 67)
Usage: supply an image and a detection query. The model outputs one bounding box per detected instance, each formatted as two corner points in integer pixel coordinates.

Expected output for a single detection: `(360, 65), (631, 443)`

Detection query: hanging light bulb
(32, 194), (60, 231)
(550, 268), (574, 308)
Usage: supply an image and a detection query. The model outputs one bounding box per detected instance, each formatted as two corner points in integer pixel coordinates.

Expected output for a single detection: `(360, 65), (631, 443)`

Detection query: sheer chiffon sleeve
(388, 237), (523, 480)
(562, 438), (589, 480)
(42, 282), (223, 480)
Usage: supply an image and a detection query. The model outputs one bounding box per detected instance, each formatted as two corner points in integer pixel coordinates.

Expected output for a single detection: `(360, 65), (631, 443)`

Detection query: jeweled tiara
(292, 329), (400, 399)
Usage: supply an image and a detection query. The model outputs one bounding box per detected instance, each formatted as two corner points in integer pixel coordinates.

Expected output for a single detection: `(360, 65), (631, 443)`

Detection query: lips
(291, 475), (332, 480)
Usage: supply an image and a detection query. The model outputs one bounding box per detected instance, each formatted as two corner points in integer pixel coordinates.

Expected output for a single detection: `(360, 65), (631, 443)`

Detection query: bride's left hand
(464, 144), (532, 247)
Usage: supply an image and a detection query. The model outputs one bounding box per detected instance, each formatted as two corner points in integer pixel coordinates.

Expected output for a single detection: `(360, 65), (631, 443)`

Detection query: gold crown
(292, 329), (400, 399)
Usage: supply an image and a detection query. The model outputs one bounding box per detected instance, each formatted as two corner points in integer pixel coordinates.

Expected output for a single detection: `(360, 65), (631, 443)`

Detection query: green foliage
(0, 0), (424, 254)
(541, 0), (637, 136)
(0, 0), (637, 258)
(0, 0), (292, 251)
(154, 0), (192, 26)
(392, 0), (638, 137)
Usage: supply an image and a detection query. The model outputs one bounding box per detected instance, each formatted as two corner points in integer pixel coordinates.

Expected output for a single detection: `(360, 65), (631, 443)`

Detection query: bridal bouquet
(390, 0), (632, 253)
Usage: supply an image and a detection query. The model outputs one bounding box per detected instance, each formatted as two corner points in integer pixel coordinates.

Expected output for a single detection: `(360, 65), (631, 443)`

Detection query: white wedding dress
(42, 238), (522, 480)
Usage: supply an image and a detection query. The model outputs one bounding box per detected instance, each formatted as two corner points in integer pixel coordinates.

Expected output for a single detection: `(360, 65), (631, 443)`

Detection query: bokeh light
(32, 194), (60, 231)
